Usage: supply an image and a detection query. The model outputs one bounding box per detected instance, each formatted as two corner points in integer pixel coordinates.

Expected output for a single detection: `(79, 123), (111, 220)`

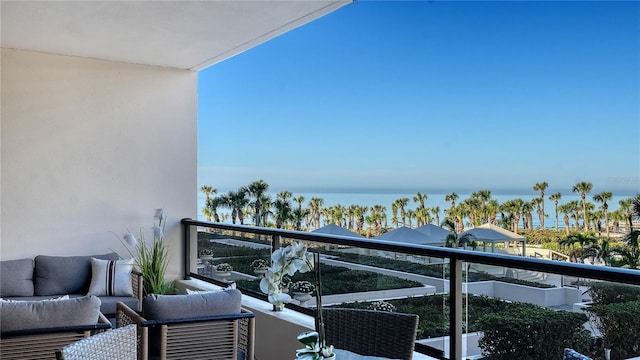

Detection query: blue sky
(198, 1), (639, 195)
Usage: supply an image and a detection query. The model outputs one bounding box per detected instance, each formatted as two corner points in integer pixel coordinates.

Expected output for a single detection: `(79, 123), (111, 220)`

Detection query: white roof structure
(374, 226), (442, 245)
(415, 224), (454, 245)
(312, 224), (365, 238)
(458, 223), (527, 255)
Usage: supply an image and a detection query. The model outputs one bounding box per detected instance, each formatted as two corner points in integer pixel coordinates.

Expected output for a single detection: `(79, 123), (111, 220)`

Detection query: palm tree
(572, 181), (593, 230)
(531, 197), (544, 229)
(273, 194), (292, 229)
(618, 198), (633, 232)
(200, 185), (217, 221)
(548, 192), (562, 231)
(563, 232), (597, 261)
(354, 205), (368, 233)
(633, 193), (640, 228)
(445, 205), (466, 234)
(533, 182), (548, 228)
(521, 200), (534, 230)
(445, 192), (459, 209)
(204, 196), (224, 223)
(226, 188), (250, 224)
(308, 197), (324, 230)
(593, 191), (613, 238)
(431, 206), (440, 226)
(413, 192), (428, 210)
(245, 179), (269, 226)
(475, 189), (492, 223)
(395, 198), (409, 227)
(414, 207), (431, 227)
(618, 230), (640, 269)
(557, 203), (571, 235)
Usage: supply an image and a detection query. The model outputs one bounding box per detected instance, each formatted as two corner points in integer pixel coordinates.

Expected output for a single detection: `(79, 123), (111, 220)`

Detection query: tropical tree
(617, 230), (640, 269)
(618, 198), (634, 232)
(533, 182), (548, 228)
(354, 205), (368, 233)
(521, 200), (534, 230)
(445, 205), (466, 234)
(413, 192), (428, 210)
(445, 192), (459, 209)
(273, 192), (292, 229)
(572, 181), (593, 230)
(204, 196), (224, 223)
(245, 179), (269, 226)
(475, 189), (492, 224)
(531, 197), (544, 229)
(431, 206), (440, 226)
(549, 192), (562, 231)
(557, 203), (572, 235)
(592, 192), (612, 237)
(200, 185), (217, 221)
(395, 198), (409, 227)
(308, 197), (324, 230)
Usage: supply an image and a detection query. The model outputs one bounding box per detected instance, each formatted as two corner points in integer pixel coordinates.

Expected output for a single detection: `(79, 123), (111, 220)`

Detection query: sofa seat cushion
(0, 258), (34, 297)
(0, 295), (101, 332)
(142, 289), (242, 320)
(34, 253), (119, 296)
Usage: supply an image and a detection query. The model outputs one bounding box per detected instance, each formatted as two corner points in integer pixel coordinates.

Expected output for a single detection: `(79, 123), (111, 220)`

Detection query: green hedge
(477, 307), (592, 360)
(588, 282), (640, 305)
(585, 301), (640, 359)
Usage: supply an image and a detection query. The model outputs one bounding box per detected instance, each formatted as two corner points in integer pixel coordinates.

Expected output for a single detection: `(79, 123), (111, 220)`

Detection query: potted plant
(200, 248), (214, 261)
(368, 300), (396, 312)
(292, 280), (315, 306)
(119, 208), (174, 295)
(214, 262), (233, 274)
(251, 258), (269, 277)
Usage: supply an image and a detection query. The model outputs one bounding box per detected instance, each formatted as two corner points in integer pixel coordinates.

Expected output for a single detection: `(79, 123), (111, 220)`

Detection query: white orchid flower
(123, 233), (137, 247)
(268, 292), (292, 305)
(321, 345), (334, 357)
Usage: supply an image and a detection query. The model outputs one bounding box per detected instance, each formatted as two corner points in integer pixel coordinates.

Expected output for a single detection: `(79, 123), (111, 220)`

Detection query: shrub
(588, 282), (640, 305)
(585, 301), (640, 359)
(477, 307), (592, 360)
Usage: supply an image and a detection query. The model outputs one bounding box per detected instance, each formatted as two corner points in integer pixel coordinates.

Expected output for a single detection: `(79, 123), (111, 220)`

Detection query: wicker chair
(323, 308), (419, 360)
(0, 313), (112, 360)
(55, 324), (137, 360)
(116, 299), (255, 360)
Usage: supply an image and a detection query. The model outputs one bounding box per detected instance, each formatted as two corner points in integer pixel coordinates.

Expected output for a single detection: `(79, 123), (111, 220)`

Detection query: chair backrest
(55, 324), (137, 360)
(323, 308), (419, 360)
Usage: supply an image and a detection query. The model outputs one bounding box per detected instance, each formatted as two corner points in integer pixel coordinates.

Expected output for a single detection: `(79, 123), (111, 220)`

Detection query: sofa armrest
(0, 312), (112, 359)
(130, 270), (143, 311)
(116, 302), (148, 360)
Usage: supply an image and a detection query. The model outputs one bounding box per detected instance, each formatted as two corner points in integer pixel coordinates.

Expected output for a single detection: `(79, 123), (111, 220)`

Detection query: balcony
(179, 219), (640, 360)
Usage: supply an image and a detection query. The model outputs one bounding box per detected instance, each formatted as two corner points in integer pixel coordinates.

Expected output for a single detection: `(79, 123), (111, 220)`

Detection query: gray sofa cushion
(34, 253), (119, 296)
(142, 289), (242, 320)
(0, 258), (34, 297)
(98, 295), (139, 315)
(0, 295), (101, 332)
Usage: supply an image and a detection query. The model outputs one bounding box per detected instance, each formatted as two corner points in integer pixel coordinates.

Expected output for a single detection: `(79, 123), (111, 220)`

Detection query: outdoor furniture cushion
(87, 257), (134, 297)
(0, 295), (101, 332)
(34, 253), (119, 296)
(0, 258), (34, 297)
(142, 288), (242, 320)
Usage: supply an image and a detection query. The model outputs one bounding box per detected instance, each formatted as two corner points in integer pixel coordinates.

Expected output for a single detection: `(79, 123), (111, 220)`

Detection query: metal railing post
(449, 258), (462, 360)
(183, 218), (191, 280)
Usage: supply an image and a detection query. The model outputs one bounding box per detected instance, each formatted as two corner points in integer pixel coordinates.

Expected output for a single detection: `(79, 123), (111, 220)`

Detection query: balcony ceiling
(0, 0), (351, 71)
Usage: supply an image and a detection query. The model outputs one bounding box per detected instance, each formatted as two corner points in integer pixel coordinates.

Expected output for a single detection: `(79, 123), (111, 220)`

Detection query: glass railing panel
(184, 220), (640, 360)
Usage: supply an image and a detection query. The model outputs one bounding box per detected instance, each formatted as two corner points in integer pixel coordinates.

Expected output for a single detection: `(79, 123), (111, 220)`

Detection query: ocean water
(196, 190), (635, 230)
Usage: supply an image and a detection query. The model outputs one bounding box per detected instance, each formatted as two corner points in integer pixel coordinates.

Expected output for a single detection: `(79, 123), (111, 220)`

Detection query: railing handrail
(181, 218), (640, 286)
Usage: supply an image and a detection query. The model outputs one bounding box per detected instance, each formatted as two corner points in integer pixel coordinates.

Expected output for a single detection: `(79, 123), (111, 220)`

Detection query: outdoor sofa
(0, 295), (112, 359)
(0, 253), (143, 315)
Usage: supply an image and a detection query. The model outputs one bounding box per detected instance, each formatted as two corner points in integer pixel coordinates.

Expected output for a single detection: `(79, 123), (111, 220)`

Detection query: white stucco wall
(0, 48), (197, 280)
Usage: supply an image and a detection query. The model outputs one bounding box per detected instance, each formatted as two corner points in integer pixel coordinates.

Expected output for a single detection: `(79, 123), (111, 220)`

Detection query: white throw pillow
(87, 257), (134, 297)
